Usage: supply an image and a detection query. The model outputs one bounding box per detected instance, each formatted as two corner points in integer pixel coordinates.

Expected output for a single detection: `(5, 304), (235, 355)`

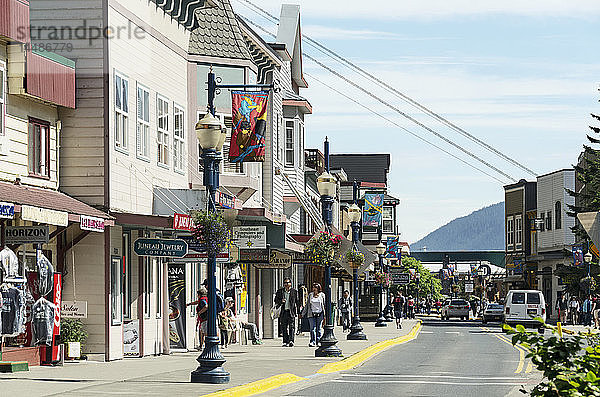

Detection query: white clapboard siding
(30, 0), (106, 206)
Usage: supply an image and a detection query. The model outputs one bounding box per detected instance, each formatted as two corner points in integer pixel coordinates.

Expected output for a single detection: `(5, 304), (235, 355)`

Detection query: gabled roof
(189, 0), (251, 60)
(330, 154), (391, 185)
(276, 4), (308, 88)
(150, 0), (216, 30)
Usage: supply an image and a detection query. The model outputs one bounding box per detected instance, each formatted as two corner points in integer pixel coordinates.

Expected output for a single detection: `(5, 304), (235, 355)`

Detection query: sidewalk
(0, 319), (419, 397)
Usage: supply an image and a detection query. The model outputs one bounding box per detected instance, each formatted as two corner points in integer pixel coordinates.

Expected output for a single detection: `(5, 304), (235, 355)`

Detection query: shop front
(0, 182), (113, 366)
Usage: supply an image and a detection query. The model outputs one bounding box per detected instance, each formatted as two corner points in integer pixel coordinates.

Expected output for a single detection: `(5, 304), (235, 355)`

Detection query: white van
(504, 290), (546, 333)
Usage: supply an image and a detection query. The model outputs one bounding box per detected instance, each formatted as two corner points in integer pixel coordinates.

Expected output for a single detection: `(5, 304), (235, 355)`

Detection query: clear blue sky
(233, 0), (600, 243)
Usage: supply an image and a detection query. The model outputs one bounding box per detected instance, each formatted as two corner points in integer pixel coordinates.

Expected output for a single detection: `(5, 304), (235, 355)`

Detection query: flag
(385, 236), (399, 259)
(363, 193), (384, 227)
(573, 245), (584, 267)
(470, 263), (479, 277)
(229, 91), (268, 163)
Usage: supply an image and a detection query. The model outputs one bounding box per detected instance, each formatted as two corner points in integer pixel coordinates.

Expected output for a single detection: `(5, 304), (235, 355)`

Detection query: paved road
(283, 317), (539, 397)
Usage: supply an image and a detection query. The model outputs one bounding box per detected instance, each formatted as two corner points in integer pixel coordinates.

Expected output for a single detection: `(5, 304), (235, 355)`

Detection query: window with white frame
(546, 211), (552, 231)
(539, 212), (546, 232)
(173, 104), (185, 173)
(0, 62), (5, 136)
(28, 118), (50, 177)
(136, 84), (150, 159)
(515, 215), (523, 247)
(382, 206), (394, 233)
(111, 257), (123, 325)
(114, 71), (128, 150)
(506, 217), (514, 248)
(157, 95), (169, 166)
(299, 122), (304, 169)
(285, 120), (294, 166)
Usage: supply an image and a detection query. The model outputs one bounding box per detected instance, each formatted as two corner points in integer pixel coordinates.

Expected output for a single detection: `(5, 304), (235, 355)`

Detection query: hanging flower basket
(373, 271), (390, 288)
(305, 231), (344, 266)
(192, 211), (229, 257)
(580, 276), (597, 292)
(344, 250), (365, 268)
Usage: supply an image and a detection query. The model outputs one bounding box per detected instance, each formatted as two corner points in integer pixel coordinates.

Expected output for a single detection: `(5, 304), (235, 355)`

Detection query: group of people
(187, 280), (262, 350)
(556, 294), (600, 328)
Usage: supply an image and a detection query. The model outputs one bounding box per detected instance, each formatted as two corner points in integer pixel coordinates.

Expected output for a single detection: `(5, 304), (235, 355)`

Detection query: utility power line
(238, 15), (514, 184)
(234, 0), (534, 180)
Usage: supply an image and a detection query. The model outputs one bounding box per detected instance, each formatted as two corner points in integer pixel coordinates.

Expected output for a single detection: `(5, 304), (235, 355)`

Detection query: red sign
(41, 273), (62, 365)
(173, 213), (194, 231)
(80, 215), (105, 232)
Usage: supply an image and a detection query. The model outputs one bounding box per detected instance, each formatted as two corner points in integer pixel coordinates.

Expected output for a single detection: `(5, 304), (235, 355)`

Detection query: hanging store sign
(389, 269), (410, 285)
(133, 238), (188, 258)
(233, 226), (266, 249)
(61, 301), (88, 318)
(80, 215), (105, 232)
(293, 251), (316, 265)
(173, 213), (194, 231)
(4, 225), (50, 244)
(0, 202), (15, 219)
(216, 191), (242, 210)
(239, 248), (269, 264)
(268, 250), (292, 269)
(21, 205), (68, 226)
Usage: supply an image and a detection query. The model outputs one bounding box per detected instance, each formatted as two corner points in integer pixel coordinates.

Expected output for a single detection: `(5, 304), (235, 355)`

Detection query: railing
(305, 149), (325, 174)
(281, 172), (324, 229)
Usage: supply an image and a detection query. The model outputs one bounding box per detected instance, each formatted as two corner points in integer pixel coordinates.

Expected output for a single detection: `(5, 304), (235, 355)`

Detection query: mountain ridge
(410, 202), (505, 251)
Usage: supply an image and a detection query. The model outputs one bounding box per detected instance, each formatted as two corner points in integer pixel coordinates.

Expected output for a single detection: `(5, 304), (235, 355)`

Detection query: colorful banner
(168, 263), (186, 350)
(362, 193), (384, 228)
(447, 263), (455, 277)
(229, 91), (268, 163)
(385, 236), (399, 259)
(573, 245), (584, 267)
(470, 263), (479, 277)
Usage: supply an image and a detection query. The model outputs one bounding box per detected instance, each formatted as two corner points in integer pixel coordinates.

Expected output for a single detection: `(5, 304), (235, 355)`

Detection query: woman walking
(302, 283), (325, 347)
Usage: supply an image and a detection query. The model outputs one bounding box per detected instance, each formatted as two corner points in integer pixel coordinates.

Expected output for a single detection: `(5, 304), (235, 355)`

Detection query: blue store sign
(134, 238), (188, 258)
(0, 202), (15, 219)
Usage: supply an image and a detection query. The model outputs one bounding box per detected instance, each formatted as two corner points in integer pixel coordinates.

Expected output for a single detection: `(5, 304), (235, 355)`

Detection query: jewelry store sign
(21, 205), (68, 226)
(134, 238), (188, 258)
(233, 226), (266, 249)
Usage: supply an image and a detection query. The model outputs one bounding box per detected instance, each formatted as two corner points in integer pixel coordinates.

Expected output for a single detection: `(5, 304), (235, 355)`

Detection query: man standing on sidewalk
(275, 278), (299, 347)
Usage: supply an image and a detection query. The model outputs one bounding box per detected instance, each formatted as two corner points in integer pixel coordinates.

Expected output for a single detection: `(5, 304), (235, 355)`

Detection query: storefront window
(28, 118), (50, 178)
(144, 257), (152, 318)
(111, 257), (123, 325)
(156, 259), (163, 318)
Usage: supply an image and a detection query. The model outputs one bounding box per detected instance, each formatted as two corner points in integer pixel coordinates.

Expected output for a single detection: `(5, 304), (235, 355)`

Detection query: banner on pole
(229, 91), (268, 163)
(385, 236), (399, 259)
(362, 193), (384, 228)
(573, 245), (584, 267)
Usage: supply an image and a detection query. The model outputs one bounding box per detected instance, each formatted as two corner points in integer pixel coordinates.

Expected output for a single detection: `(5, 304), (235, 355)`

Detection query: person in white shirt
(301, 283), (325, 347)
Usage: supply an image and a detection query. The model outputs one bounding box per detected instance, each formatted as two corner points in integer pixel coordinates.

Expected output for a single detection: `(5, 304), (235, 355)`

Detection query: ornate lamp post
(375, 242), (387, 327)
(315, 138), (342, 358)
(191, 112), (229, 384)
(585, 250), (593, 296)
(347, 182), (367, 340)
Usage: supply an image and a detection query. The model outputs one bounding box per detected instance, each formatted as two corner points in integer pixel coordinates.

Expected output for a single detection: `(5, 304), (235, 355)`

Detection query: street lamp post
(415, 273), (421, 315)
(375, 242), (387, 327)
(384, 259), (393, 323)
(347, 181), (367, 341)
(191, 111), (229, 384)
(315, 138), (342, 358)
(585, 249), (593, 296)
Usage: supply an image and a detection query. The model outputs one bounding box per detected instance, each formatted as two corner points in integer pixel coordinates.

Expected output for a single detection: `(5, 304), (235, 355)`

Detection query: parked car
(482, 303), (504, 324)
(503, 290), (546, 333)
(441, 299), (470, 320)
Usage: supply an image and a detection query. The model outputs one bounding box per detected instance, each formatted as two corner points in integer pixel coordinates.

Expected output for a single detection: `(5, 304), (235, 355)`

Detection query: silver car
(441, 299), (470, 320)
(482, 303), (504, 324)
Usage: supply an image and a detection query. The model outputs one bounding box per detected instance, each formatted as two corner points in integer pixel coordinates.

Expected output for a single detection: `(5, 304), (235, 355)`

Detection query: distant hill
(411, 202), (505, 251)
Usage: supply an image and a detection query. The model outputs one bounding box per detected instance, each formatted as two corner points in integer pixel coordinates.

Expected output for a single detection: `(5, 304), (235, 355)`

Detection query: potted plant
(305, 231), (344, 266)
(61, 319), (87, 360)
(344, 249), (365, 268)
(192, 210), (229, 257)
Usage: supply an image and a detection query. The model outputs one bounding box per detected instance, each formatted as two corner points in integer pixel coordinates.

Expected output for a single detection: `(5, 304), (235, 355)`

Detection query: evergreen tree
(566, 101), (600, 242)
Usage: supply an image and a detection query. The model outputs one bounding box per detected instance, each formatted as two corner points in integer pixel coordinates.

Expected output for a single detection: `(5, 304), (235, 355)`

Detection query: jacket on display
(1, 286), (25, 335)
(32, 297), (55, 346)
(36, 254), (54, 297)
(0, 247), (19, 279)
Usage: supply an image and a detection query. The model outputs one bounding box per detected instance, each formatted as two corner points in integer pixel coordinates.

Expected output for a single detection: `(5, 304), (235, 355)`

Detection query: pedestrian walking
(186, 286), (208, 350)
(556, 294), (568, 324)
(274, 277), (300, 347)
(569, 297), (580, 325)
(393, 291), (405, 329)
(302, 283), (325, 347)
(593, 295), (600, 329)
(339, 290), (352, 332)
(582, 295), (594, 327)
(407, 296), (415, 319)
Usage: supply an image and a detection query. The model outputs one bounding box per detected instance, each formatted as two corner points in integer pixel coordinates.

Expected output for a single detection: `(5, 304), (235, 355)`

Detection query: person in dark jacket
(274, 277), (300, 347)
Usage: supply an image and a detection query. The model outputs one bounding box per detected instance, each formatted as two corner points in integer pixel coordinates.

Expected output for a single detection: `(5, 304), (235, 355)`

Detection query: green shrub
(61, 319), (88, 344)
(505, 320), (600, 396)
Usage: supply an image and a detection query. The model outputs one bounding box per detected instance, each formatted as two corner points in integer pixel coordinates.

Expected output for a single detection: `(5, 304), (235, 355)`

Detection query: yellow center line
(480, 327), (527, 374)
(525, 360), (534, 373)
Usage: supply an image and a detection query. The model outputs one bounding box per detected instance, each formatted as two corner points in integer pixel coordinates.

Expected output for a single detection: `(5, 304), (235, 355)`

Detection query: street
(280, 316), (539, 397)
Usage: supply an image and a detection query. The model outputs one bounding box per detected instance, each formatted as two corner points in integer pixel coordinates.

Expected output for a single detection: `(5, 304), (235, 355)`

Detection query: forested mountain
(411, 202), (505, 251)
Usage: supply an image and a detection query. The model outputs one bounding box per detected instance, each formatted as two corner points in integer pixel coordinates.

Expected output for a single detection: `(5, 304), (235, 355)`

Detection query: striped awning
(150, 0), (216, 30)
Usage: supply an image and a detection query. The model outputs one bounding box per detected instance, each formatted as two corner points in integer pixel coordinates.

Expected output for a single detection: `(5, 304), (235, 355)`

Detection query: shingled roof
(189, 0), (251, 60)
